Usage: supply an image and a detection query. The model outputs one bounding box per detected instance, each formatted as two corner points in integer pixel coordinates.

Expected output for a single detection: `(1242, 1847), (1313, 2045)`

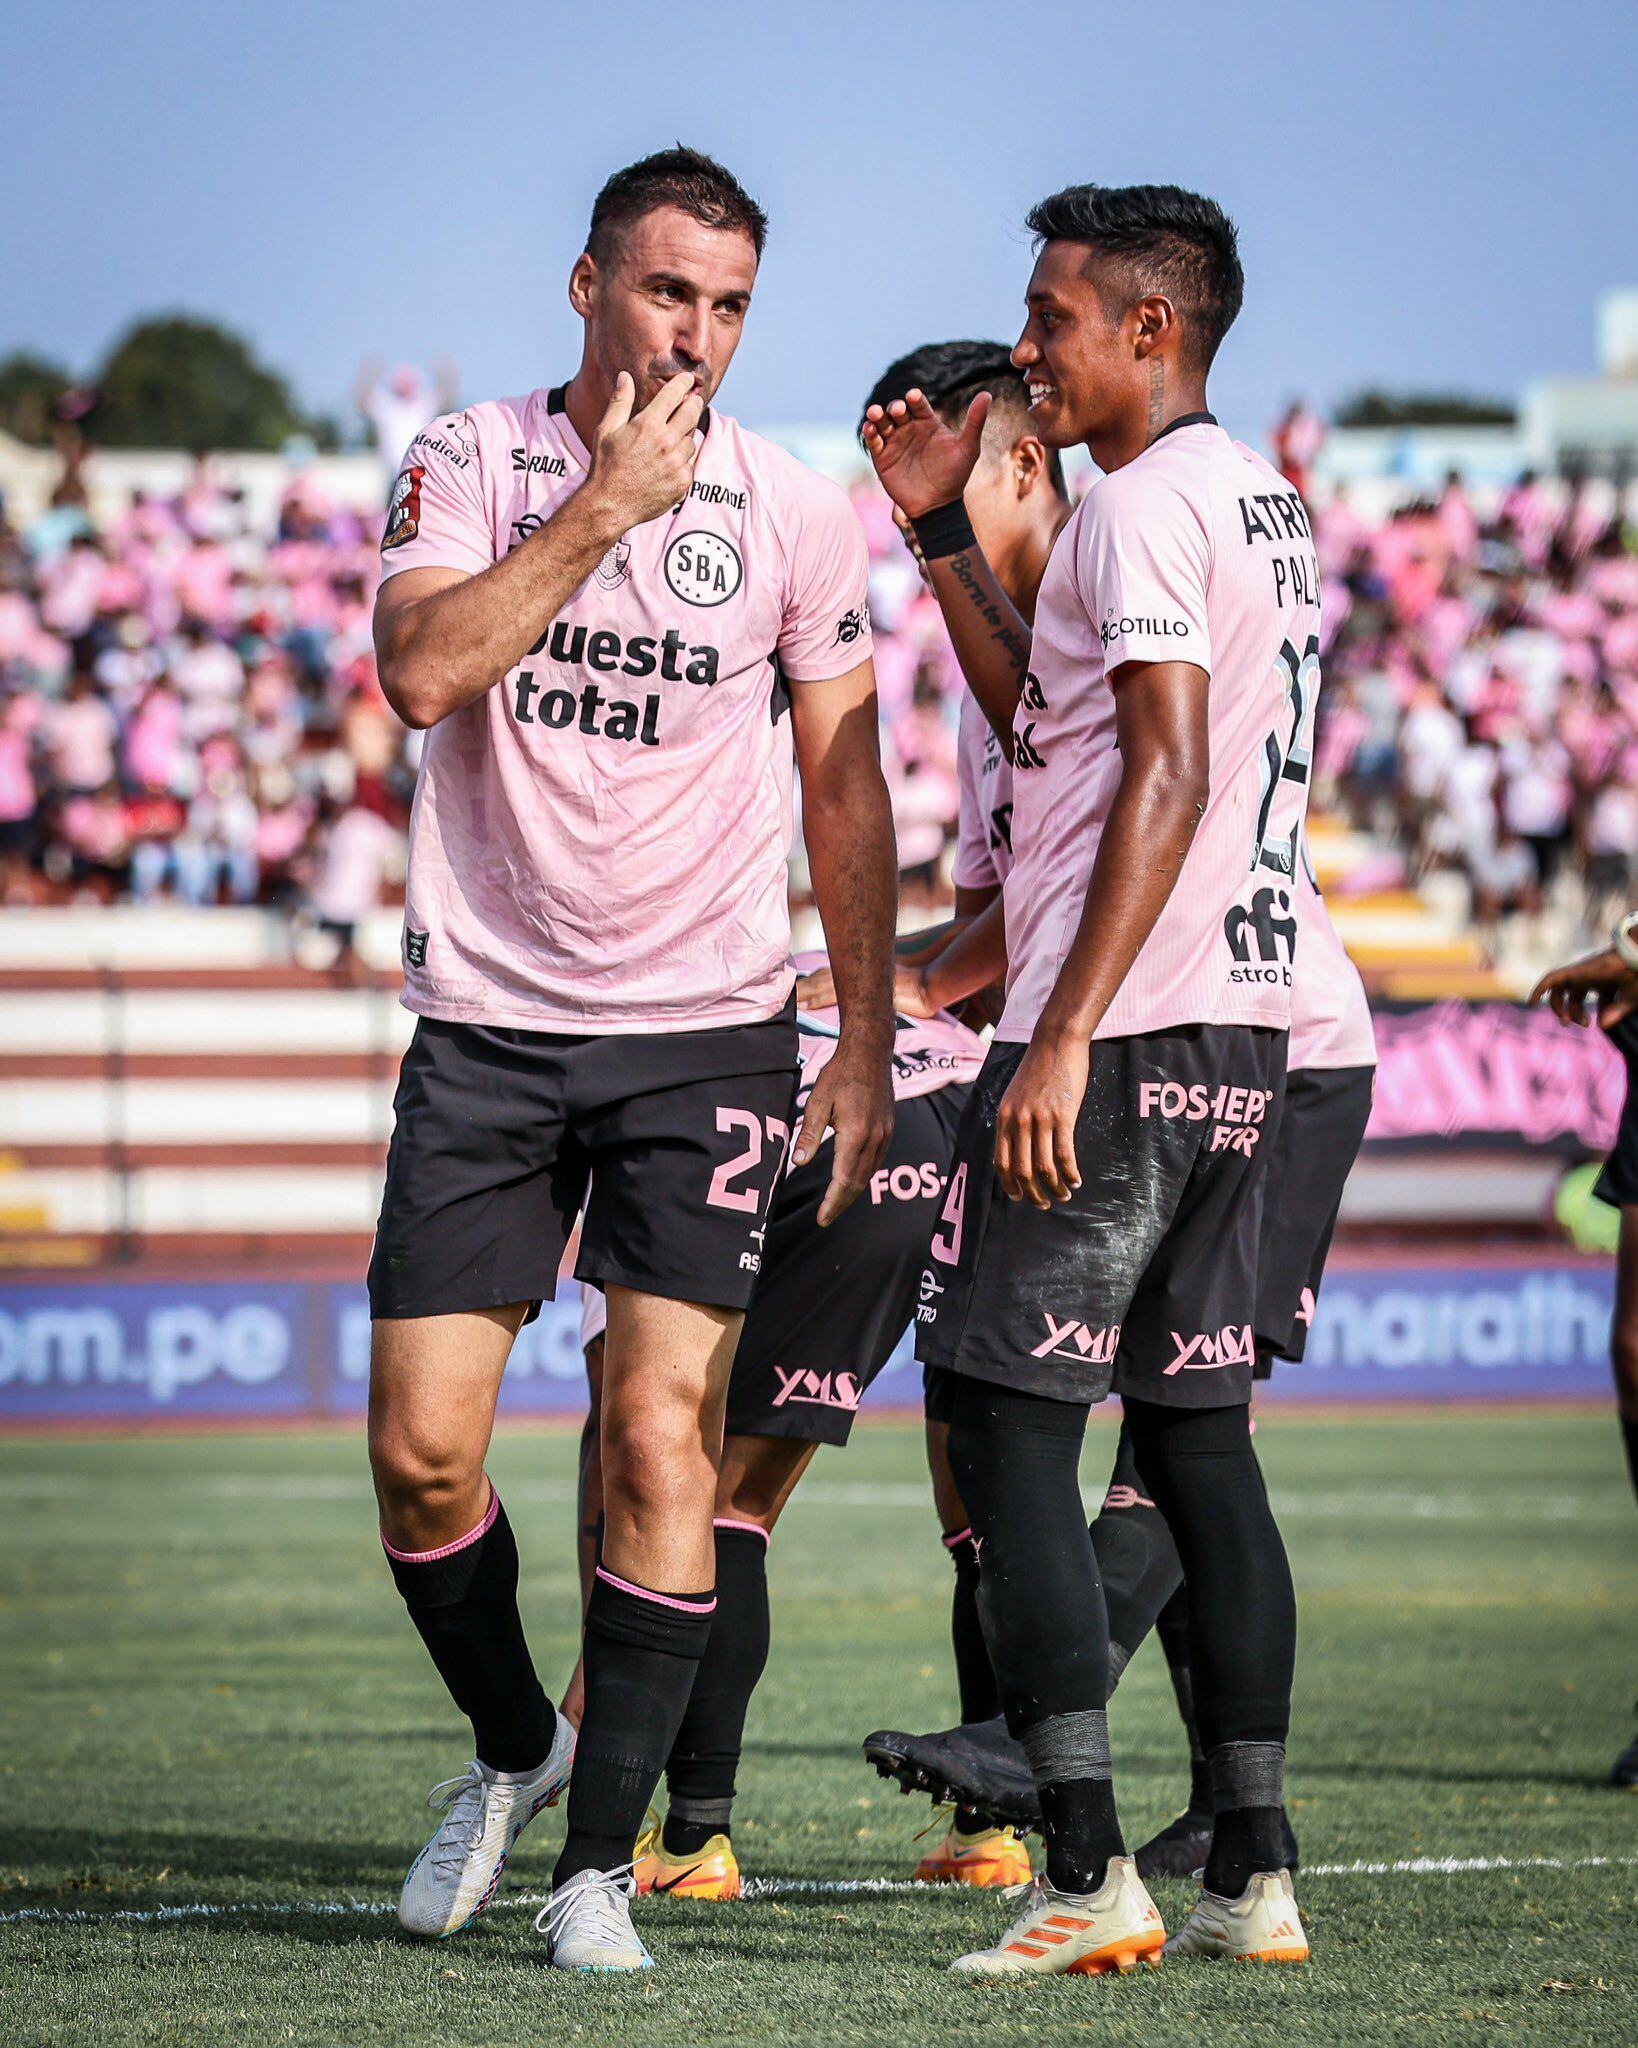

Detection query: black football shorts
(1596, 1016), (1638, 1209)
(725, 1085), (969, 1446)
(368, 1007), (798, 1321)
(916, 1025), (1287, 1409)
(1251, 1061), (1375, 1367)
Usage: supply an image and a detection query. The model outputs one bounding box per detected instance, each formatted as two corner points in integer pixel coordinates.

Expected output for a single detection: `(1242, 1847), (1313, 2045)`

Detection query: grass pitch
(1, 1413), (1634, 2046)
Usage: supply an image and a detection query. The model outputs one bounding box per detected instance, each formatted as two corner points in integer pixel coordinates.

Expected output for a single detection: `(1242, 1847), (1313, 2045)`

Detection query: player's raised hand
(1530, 946), (1638, 1029)
(862, 388), (991, 520)
(587, 370), (703, 533)
(995, 1030), (1087, 1210)
(792, 1044), (894, 1227)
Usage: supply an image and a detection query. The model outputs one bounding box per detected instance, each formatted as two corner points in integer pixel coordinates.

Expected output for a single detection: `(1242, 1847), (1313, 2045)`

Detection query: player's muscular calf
(374, 371), (703, 730)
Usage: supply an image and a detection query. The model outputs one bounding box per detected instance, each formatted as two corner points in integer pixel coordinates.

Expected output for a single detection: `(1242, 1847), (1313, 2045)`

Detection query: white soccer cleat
(949, 1855), (1166, 1978)
(537, 1866), (654, 1971)
(1163, 1868), (1310, 1964)
(396, 1715), (576, 1939)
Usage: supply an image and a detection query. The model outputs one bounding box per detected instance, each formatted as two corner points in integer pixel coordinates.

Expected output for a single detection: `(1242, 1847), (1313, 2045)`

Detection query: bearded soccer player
(865, 183), (1321, 1975)
(366, 148), (895, 1973)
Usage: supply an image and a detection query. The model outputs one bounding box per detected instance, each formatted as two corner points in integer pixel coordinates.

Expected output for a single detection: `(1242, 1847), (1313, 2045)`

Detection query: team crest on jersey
(595, 538), (631, 590)
(382, 465), (425, 552)
(664, 530), (743, 608)
(833, 603), (869, 647)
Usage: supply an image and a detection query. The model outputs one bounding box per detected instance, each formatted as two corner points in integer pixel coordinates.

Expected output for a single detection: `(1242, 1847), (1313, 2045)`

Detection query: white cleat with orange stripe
(948, 1857), (1166, 1978)
(1163, 1869), (1310, 1964)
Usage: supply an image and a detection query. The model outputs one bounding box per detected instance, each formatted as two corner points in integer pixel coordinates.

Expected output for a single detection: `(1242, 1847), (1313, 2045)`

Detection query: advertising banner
(0, 1259), (1616, 1422)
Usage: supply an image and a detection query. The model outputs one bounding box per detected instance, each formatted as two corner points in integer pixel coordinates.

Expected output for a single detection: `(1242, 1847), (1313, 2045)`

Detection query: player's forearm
(897, 916), (964, 965)
(921, 894), (1008, 1012)
(1034, 765), (1206, 1046)
(924, 545), (1033, 749)
(803, 773), (898, 1054)
(377, 490), (624, 729)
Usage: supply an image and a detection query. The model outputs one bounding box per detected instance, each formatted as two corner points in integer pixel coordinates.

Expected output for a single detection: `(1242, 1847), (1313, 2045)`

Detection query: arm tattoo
(948, 551), (1031, 674)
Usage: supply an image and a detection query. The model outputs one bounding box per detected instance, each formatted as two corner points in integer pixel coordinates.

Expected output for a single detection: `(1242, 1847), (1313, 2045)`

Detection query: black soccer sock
(1090, 1414), (1186, 1688)
(1154, 1584), (1213, 1815)
(1622, 1413), (1638, 1506)
(382, 1489), (555, 1774)
(945, 1523), (1002, 1725)
(1122, 1398), (1296, 1897)
(943, 1523), (1003, 1833)
(661, 1521), (772, 1855)
(948, 1376), (1125, 1894)
(554, 1568), (715, 1887)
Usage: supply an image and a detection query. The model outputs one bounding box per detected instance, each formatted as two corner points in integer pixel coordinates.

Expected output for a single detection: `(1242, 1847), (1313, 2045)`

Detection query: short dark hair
(1024, 183), (1243, 368)
(586, 146), (768, 267)
(861, 339), (1068, 500)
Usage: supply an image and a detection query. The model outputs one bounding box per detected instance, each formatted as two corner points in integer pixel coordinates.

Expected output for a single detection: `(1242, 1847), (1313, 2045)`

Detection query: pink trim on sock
(381, 1487), (498, 1564)
(942, 1526), (974, 1551)
(713, 1517), (771, 1546)
(594, 1565), (716, 1615)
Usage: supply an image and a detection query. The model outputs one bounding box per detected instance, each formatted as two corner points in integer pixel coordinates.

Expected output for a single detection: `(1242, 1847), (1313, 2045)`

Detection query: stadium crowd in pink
(0, 450), (1634, 940)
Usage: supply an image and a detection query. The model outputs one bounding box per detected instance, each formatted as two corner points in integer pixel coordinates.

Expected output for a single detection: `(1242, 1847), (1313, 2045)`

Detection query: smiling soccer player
(864, 182), (1321, 1975)
(365, 147), (895, 1974)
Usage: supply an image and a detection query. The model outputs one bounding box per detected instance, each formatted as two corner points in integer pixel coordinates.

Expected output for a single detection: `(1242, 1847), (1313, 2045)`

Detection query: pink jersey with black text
(1290, 850), (1376, 1071)
(1000, 420), (1321, 1044)
(790, 952), (986, 1109)
(952, 691), (1014, 892)
(379, 389), (873, 1034)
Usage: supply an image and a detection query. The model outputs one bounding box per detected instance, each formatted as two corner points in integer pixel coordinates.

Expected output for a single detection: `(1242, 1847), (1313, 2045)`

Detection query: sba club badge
(664, 530), (743, 608)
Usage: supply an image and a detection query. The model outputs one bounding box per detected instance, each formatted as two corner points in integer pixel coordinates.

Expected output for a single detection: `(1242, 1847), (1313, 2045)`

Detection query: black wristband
(910, 499), (978, 560)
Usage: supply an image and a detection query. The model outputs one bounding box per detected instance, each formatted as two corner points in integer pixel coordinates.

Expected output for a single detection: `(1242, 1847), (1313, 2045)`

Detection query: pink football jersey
(1290, 848), (1376, 1071)
(379, 389), (873, 1033)
(789, 951), (986, 1109)
(952, 691), (1014, 893)
(1000, 420), (1321, 1043)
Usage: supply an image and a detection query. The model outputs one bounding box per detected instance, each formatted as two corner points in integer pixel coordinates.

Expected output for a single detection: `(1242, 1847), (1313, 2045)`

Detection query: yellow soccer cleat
(633, 1810), (743, 1901)
(915, 1822), (1033, 1888)
(1163, 1869), (1310, 1964)
(949, 1856), (1166, 1978)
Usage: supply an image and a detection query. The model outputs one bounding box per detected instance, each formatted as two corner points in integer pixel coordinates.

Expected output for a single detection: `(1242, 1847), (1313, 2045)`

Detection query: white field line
(3, 1855), (1635, 1929)
(0, 1472), (1628, 1522)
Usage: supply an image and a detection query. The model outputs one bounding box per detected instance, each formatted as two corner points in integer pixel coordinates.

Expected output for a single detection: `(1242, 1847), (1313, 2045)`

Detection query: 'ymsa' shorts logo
(664, 530), (743, 608)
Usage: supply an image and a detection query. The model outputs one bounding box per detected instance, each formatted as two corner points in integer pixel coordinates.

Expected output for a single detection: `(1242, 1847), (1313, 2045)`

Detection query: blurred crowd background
(1, 358), (1635, 981)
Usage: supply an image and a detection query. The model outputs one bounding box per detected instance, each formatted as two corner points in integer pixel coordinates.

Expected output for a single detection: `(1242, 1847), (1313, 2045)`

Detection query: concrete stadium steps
(0, 1079), (394, 1146)
(1306, 816), (1514, 997)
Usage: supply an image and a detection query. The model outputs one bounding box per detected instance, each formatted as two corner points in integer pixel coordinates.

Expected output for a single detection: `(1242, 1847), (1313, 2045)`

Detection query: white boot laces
(534, 1864), (640, 1949)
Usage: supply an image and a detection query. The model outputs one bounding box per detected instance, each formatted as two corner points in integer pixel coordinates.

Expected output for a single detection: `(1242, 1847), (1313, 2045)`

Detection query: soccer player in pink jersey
(863, 184), (1322, 1974)
(364, 148), (896, 1971)
(864, 846), (1376, 1879)
(566, 956), (987, 1899)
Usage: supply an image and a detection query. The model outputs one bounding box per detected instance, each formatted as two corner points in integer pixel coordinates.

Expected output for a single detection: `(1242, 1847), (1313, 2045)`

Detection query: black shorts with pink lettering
(1253, 1061), (1375, 1365)
(915, 1025), (1287, 1409)
(368, 1006), (798, 1322)
(725, 1083), (970, 1447)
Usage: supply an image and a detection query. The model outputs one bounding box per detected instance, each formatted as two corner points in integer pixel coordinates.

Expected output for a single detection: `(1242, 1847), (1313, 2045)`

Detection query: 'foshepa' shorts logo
(664, 531), (743, 608)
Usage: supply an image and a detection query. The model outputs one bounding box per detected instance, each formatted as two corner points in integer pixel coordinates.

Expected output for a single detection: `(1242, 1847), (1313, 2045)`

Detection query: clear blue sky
(4, 0), (1634, 442)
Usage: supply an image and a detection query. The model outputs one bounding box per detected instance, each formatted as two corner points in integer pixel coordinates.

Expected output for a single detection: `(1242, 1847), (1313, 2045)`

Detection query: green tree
(0, 352), (72, 446)
(1335, 389), (1517, 429)
(94, 315), (307, 452)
